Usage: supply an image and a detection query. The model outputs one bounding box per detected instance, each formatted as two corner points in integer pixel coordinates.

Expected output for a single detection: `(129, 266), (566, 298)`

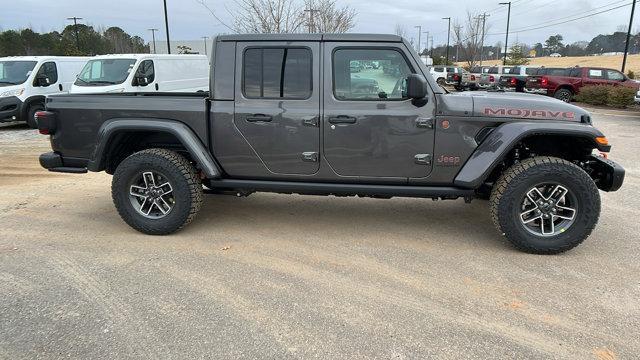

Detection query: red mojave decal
(484, 108), (576, 120)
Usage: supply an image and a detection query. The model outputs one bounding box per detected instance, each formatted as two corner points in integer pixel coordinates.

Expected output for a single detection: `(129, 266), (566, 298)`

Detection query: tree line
(0, 25), (149, 57)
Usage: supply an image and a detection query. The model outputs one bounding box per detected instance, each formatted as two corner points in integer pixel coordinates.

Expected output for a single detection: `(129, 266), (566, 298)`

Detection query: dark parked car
(37, 34), (624, 254)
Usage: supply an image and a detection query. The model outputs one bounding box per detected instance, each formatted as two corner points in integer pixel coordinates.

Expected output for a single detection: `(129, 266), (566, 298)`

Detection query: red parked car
(525, 67), (639, 102)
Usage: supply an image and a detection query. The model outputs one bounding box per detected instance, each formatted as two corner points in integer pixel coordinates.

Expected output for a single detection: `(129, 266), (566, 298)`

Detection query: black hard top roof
(216, 33), (403, 43)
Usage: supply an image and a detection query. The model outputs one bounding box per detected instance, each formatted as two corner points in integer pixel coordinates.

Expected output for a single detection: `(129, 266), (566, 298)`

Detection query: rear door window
(569, 68), (582, 77)
(588, 69), (604, 79)
(242, 47), (312, 99)
(525, 68), (538, 75)
(488, 67), (499, 74)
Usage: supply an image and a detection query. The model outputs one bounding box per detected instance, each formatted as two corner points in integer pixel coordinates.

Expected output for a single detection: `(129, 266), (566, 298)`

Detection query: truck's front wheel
(490, 156), (600, 254)
(112, 148), (203, 235)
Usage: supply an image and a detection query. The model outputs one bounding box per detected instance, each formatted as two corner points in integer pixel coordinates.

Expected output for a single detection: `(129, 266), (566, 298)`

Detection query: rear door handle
(328, 116), (357, 124)
(246, 114), (273, 122)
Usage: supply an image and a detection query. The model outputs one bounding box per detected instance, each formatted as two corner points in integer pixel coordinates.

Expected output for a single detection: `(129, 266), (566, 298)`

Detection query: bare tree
(453, 12), (490, 68)
(231, 0), (356, 34)
(232, 0), (306, 33)
(394, 24), (407, 38)
(304, 0), (356, 33)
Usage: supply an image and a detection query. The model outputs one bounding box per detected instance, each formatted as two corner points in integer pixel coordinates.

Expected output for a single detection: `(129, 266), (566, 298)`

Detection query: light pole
(163, 0), (171, 54)
(148, 28), (158, 54)
(499, 2), (512, 65)
(202, 36), (209, 55)
(622, 0), (637, 73)
(474, 13), (489, 66)
(66, 17), (83, 52)
(414, 25), (422, 54)
(442, 17), (451, 65)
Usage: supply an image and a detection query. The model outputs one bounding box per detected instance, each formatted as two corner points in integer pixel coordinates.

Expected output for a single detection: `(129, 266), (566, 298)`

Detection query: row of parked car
(0, 54), (209, 128)
(429, 65), (639, 103)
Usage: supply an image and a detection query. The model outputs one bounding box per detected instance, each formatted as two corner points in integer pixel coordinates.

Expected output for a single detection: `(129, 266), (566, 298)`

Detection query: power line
(485, 2), (632, 37)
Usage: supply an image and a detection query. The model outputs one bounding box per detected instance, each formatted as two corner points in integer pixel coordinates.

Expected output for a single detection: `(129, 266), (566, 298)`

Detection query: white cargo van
(0, 56), (89, 127)
(70, 54), (209, 94)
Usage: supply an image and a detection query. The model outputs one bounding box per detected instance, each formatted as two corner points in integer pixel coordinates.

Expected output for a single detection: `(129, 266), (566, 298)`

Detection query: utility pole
(474, 13), (489, 66)
(304, 7), (320, 33)
(623, 0), (637, 73)
(148, 28), (158, 54)
(202, 36), (209, 55)
(414, 25), (422, 53)
(499, 2), (512, 65)
(163, 0), (171, 54)
(66, 17), (83, 52)
(442, 17), (451, 65)
(423, 30), (429, 55)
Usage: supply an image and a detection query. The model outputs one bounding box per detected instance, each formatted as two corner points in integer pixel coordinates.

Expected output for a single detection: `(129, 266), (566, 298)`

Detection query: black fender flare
(87, 118), (222, 178)
(454, 121), (608, 189)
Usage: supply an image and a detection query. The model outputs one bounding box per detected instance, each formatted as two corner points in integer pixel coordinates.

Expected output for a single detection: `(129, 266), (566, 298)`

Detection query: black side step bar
(205, 179), (474, 199)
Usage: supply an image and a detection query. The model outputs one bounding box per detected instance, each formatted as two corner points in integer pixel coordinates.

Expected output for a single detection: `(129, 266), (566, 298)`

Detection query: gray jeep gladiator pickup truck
(37, 34), (624, 254)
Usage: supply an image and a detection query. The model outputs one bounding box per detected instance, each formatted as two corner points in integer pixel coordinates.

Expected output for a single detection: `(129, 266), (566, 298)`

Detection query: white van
(70, 54), (209, 94)
(0, 56), (89, 127)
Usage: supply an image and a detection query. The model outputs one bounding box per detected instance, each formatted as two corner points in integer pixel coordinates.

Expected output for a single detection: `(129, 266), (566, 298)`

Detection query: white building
(150, 39), (214, 57)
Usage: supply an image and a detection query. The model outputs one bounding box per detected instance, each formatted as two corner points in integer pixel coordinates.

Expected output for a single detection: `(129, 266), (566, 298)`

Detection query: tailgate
(526, 76), (542, 88)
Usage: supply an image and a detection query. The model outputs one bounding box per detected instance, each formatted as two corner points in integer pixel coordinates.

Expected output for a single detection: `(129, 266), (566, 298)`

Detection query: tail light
(471, 75), (476, 81)
(510, 77), (517, 85)
(454, 74), (460, 81)
(541, 77), (549, 87)
(35, 111), (56, 135)
(489, 75), (495, 82)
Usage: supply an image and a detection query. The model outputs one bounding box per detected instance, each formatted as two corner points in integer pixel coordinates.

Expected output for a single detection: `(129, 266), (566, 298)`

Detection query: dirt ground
(1, 109), (639, 359)
(458, 54), (640, 74)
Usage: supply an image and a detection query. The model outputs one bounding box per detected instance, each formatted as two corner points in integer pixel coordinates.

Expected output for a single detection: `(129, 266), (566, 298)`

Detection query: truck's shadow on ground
(185, 193), (510, 251)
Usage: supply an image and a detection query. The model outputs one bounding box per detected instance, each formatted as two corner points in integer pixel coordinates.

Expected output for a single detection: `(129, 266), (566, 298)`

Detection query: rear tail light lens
(510, 77), (517, 85)
(454, 74), (460, 81)
(489, 75), (495, 82)
(471, 75), (476, 81)
(35, 111), (56, 135)
(541, 77), (549, 87)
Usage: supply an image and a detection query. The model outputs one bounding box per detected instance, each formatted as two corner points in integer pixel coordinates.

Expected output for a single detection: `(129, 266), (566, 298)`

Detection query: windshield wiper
(88, 80), (118, 85)
(0, 81), (18, 85)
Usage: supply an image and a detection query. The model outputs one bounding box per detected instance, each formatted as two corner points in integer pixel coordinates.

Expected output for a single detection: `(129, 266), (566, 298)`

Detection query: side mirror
(406, 74), (428, 99)
(36, 75), (50, 87)
(135, 76), (149, 86)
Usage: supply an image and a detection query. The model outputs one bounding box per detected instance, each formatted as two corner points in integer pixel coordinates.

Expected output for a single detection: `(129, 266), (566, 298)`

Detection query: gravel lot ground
(0, 110), (638, 359)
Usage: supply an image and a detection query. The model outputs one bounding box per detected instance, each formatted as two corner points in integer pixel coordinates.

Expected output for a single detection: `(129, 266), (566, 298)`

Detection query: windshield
(0, 61), (37, 86)
(75, 58), (136, 86)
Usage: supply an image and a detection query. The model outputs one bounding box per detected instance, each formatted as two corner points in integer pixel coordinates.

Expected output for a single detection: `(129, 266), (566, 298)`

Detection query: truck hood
(439, 91), (589, 122)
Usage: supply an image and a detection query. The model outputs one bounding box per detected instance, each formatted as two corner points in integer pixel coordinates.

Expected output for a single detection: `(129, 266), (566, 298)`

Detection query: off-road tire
(112, 148), (203, 235)
(26, 103), (44, 129)
(554, 88), (573, 103)
(489, 156), (600, 254)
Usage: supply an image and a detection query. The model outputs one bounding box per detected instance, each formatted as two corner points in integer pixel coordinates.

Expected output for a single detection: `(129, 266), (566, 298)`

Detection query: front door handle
(246, 114), (273, 122)
(328, 115), (357, 124)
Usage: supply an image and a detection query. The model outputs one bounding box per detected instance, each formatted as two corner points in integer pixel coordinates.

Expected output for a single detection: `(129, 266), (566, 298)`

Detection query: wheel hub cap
(519, 184), (577, 237)
(128, 171), (174, 219)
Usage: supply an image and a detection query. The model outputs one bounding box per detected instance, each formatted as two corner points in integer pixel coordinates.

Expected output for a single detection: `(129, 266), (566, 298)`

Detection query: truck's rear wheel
(554, 88), (573, 103)
(112, 148), (203, 235)
(490, 156), (600, 254)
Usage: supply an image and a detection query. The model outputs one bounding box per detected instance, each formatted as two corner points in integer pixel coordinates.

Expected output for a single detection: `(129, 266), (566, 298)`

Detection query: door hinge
(303, 118), (319, 127)
(301, 152), (318, 162)
(416, 117), (434, 129)
(414, 154), (432, 165)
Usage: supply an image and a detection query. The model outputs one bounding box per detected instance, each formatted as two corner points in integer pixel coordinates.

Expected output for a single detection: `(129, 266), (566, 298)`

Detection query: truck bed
(45, 92), (209, 166)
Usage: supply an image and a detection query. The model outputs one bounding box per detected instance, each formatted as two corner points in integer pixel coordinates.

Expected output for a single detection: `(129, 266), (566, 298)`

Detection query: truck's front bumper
(39, 152), (88, 173)
(590, 155), (625, 192)
(0, 96), (23, 122)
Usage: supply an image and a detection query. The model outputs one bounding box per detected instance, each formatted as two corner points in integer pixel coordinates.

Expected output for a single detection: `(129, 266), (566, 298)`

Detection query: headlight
(0, 88), (25, 97)
(106, 88), (125, 93)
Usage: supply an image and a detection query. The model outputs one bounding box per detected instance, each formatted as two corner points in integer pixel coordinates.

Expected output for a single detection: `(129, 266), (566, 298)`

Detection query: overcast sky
(0, 0), (633, 47)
